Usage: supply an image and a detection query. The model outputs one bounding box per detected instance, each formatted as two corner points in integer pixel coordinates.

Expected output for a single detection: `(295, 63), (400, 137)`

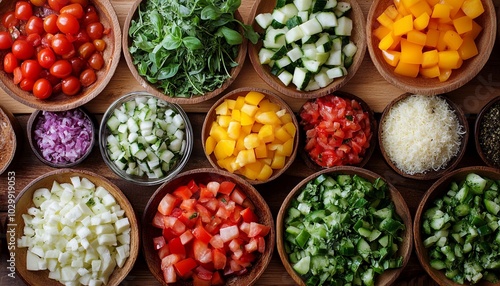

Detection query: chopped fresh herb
(221, 198), (227, 204)
(189, 212), (198, 219)
(86, 198), (95, 207)
(346, 115), (353, 121)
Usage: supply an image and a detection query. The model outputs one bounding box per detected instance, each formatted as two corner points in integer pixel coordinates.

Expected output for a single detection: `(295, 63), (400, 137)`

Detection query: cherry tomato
(78, 42), (95, 59)
(57, 13), (80, 35)
(21, 59), (42, 80)
(2, 11), (19, 29)
(13, 67), (23, 85)
(43, 14), (59, 34)
(82, 11), (99, 26)
(25, 16), (44, 35)
(41, 33), (54, 48)
(11, 39), (35, 60)
(70, 0), (89, 6)
(93, 39), (106, 52)
(61, 76), (81, 95)
(40, 69), (60, 86)
(88, 52), (104, 70)
(61, 47), (76, 59)
(33, 78), (53, 99)
(20, 78), (35, 91)
(48, 0), (69, 12)
(60, 3), (84, 19)
(37, 48), (56, 69)
(86, 22), (104, 40)
(0, 31), (13, 49)
(30, 0), (47, 7)
(79, 68), (96, 87)
(72, 29), (90, 48)
(51, 33), (73, 55)
(50, 59), (72, 78)
(15, 1), (33, 21)
(26, 33), (42, 47)
(69, 57), (85, 75)
(3, 53), (18, 73)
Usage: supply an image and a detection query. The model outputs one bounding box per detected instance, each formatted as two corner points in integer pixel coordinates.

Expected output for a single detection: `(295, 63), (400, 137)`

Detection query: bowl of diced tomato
(298, 91), (377, 170)
(142, 168), (275, 285)
(366, 0), (496, 95)
(0, 0), (121, 111)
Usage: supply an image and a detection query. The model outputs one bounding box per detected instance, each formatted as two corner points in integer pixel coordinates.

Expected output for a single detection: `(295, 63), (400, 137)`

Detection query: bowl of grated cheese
(378, 93), (468, 180)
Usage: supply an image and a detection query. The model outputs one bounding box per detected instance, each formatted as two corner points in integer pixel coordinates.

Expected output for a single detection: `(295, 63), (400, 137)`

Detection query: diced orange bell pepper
(394, 61), (420, 77)
(438, 68), (452, 82)
(425, 28), (440, 47)
(407, 30), (427, 45)
(414, 12), (430, 30)
(443, 30), (463, 50)
(458, 36), (478, 60)
(431, 3), (451, 19)
(422, 49), (439, 68)
(409, 1), (432, 17)
(382, 50), (401, 67)
(374, 25), (392, 40)
(463, 20), (482, 39)
(420, 65), (441, 78)
(453, 15), (473, 34)
(384, 4), (400, 19)
(461, 0), (484, 19)
(377, 12), (394, 28)
(393, 14), (414, 36)
(400, 39), (423, 64)
(444, 0), (465, 17)
(379, 32), (395, 50)
(438, 50), (461, 69)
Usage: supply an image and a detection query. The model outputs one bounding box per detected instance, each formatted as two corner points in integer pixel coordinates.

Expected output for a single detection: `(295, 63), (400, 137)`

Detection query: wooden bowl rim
(247, 0), (367, 99)
(297, 91), (378, 170)
(378, 93), (469, 180)
(12, 168), (140, 286)
(122, 2), (247, 105)
(0, 0), (122, 111)
(142, 167), (275, 286)
(474, 96), (500, 168)
(0, 105), (20, 175)
(276, 166), (413, 286)
(366, 0), (497, 96)
(201, 87), (299, 184)
(27, 108), (97, 168)
(413, 166), (500, 286)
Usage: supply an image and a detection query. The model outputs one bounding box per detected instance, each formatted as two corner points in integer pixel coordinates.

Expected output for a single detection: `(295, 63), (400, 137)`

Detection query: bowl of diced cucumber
(277, 166), (413, 286)
(248, 0), (367, 99)
(414, 166), (500, 286)
(99, 91), (193, 186)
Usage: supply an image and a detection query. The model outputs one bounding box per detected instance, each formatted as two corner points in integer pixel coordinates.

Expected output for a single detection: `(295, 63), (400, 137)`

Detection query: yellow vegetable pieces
(374, 0), (483, 81)
(205, 91), (296, 181)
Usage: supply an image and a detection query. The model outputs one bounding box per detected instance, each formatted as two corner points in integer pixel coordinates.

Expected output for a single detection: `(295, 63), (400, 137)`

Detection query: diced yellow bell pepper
(255, 111), (281, 125)
(217, 115), (232, 128)
(259, 99), (280, 113)
(256, 164), (273, 181)
(462, 20), (482, 39)
(426, 0), (440, 7)
(215, 100), (229, 115)
(438, 68), (452, 82)
(425, 28), (440, 47)
(407, 30), (427, 45)
(226, 99), (236, 110)
(241, 124), (253, 135)
(227, 121), (241, 140)
(254, 143), (268, 159)
(436, 30), (448, 51)
(377, 12), (394, 29)
(409, 1), (432, 18)
(240, 103), (258, 117)
(275, 126), (292, 142)
(280, 113), (293, 124)
(452, 15), (472, 34)
(235, 149), (256, 167)
(231, 109), (241, 121)
(394, 0), (410, 15)
(382, 50), (401, 66)
(458, 36), (478, 60)
(438, 50), (461, 69)
(283, 122), (296, 138)
(420, 65), (441, 78)
(234, 96), (245, 110)
(205, 136), (216, 156)
(394, 61), (420, 77)
(251, 122), (263, 133)
(242, 161), (264, 180)
(431, 3), (451, 19)
(379, 32), (395, 50)
(443, 30), (463, 50)
(389, 35), (402, 50)
(385, 5), (400, 19)
(461, 0), (484, 19)
(240, 112), (255, 126)
(445, 0), (465, 17)
(234, 137), (245, 156)
(217, 156), (238, 173)
(244, 91), (265, 106)
(210, 122), (229, 141)
(243, 133), (261, 149)
(258, 124), (274, 143)
(214, 139), (236, 160)
(374, 26), (392, 40)
(393, 14), (414, 36)
(276, 138), (294, 157)
(422, 49), (439, 68)
(271, 154), (286, 169)
(402, 0), (421, 9)
(400, 39), (423, 64)
(414, 12), (430, 30)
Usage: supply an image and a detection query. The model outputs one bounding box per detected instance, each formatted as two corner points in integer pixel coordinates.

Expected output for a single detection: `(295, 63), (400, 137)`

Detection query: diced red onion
(34, 109), (93, 164)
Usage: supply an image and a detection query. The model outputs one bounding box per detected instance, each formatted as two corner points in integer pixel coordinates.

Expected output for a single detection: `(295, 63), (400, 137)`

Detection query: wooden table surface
(1, 0), (500, 285)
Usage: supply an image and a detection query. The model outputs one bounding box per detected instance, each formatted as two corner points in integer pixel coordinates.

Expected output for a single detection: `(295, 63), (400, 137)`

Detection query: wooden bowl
(298, 91), (377, 170)
(414, 166), (500, 286)
(277, 166), (413, 286)
(27, 108), (96, 168)
(122, 1), (247, 104)
(366, 0), (496, 96)
(201, 87), (299, 184)
(0, 105), (21, 175)
(248, 0), (367, 99)
(379, 93), (468, 180)
(12, 169), (140, 286)
(0, 0), (121, 111)
(142, 168), (275, 285)
(474, 96), (500, 168)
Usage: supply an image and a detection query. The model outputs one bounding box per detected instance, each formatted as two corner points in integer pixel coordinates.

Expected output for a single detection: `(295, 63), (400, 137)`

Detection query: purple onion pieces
(34, 109), (93, 164)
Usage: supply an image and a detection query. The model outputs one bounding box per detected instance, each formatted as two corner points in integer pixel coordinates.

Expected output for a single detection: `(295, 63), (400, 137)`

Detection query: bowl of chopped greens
(414, 166), (500, 285)
(277, 166), (413, 286)
(99, 92), (193, 186)
(122, 0), (256, 104)
(248, 0), (367, 99)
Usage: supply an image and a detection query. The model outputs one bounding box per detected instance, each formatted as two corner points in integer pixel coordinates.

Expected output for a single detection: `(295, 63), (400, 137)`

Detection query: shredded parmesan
(380, 95), (465, 175)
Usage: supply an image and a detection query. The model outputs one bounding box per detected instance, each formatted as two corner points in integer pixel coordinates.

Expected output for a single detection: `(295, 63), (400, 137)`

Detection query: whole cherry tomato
(93, 39), (106, 52)
(33, 78), (53, 99)
(2, 11), (19, 28)
(13, 67), (23, 84)
(15, 1), (33, 21)
(86, 22), (104, 40)
(79, 68), (96, 87)
(3, 53), (18, 73)
(25, 16), (44, 35)
(78, 42), (95, 59)
(48, 0), (69, 12)
(21, 59), (42, 80)
(51, 33), (73, 55)
(37, 48), (56, 69)
(88, 52), (104, 70)
(57, 13), (80, 35)
(50, 59), (72, 78)
(11, 39), (35, 60)
(30, 0), (47, 7)
(82, 10), (99, 26)
(61, 76), (81, 95)
(60, 3), (84, 19)
(26, 33), (42, 47)
(20, 78), (35, 91)
(41, 33), (54, 48)
(43, 14), (59, 34)
(0, 31), (13, 49)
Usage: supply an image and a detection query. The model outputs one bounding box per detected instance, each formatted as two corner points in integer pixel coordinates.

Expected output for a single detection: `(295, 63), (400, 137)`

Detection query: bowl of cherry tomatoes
(0, 0), (121, 111)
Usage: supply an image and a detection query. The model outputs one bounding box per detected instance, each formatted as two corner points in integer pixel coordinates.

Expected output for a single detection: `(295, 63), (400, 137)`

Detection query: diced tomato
(152, 211), (166, 228)
(158, 193), (179, 216)
(229, 259), (243, 272)
(199, 185), (214, 200)
(163, 228), (177, 241)
(216, 205), (230, 220)
(209, 234), (224, 249)
(219, 181), (235, 195)
(173, 185), (193, 200)
(211, 271), (225, 285)
(193, 239), (213, 264)
(212, 248), (226, 270)
(161, 254), (182, 270)
(204, 198), (219, 212)
(158, 244), (170, 259)
(193, 274), (212, 286)
(163, 265), (177, 283)
(230, 205), (243, 224)
(195, 204), (212, 223)
(239, 222), (250, 235)
(207, 181), (220, 196)
(240, 207), (258, 223)
(220, 225), (239, 242)
(179, 230), (194, 245)
(174, 257), (198, 277)
(193, 266), (213, 285)
(193, 224), (213, 244)
(153, 236), (166, 250)
(180, 198), (196, 211)
(228, 238), (243, 252)
(229, 188), (246, 205)
(205, 216), (222, 234)
(237, 252), (256, 265)
(248, 222), (271, 238)
(244, 238), (258, 253)
(179, 210), (198, 229)
(187, 179), (199, 192)
(164, 216), (186, 235)
(257, 236), (266, 253)
(169, 237), (186, 257)
(170, 207), (183, 218)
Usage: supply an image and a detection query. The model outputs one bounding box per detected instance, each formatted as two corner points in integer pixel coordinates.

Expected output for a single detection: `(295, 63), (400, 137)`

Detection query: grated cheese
(380, 95), (465, 175)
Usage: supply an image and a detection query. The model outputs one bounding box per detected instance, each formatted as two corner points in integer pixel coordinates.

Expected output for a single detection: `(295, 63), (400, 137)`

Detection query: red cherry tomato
(69, 57), (85, 75)
(48, 0), (69, 12)
(43, 14), (59, 34)
(70, 0), (89, 6)
(60, 3), (84, 19)
(57, 13), (80, 35)
(2, 11), (19, 29)
(0, 31), (13, 49)
(26, 33), (42, 47)
(33, 78), (53, 99)
(37, 48), (56, 69)
(30, 0), (47, 7)
(93, 39), (106, 52)
(3, 53), (18, 73)
(86, 22), (104, 40)
(15, 1), (33, 21)
(78, 42), (95, 59)
(50, 59), (72, 78)
(25, 16), (44, 35)
(79, 68), (96, 87)
(82, 11), (99, 26)
(51, 33), (73, 55)
(13, 67), (23, 85)
(88, 52), (104, 70)
(41, 33), (54, 48)
(61, 76), (81, 95)
(21, 59), (42, 80)
(20, 78), (35, 91)
(11, 39), (35, 60)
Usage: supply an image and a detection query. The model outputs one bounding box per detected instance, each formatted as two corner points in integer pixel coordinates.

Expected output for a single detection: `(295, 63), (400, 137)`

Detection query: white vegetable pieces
(17, 176), (131, 286)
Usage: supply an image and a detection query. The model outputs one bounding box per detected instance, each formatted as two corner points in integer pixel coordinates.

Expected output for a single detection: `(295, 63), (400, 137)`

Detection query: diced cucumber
(342, 41), (357, 57)
(299, 18), (323, 36)
(292, 67), (311, 90)
(255, 13), (273, 29)
(293, 256), (311, 275)
(335, 16), (352, 36)
(326, 66), (345, 79)
(278, 70), (294, 86)
(287, 45), (303, 62)
(334, 1), (351, 17)
(316, 12), (337, 28)
(285, 26), (304, 43)
(294, 0), (312, 11)
(303, 59), (321, 73)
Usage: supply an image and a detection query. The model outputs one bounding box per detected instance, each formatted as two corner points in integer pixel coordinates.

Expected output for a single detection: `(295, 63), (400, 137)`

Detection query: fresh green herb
(346, 115), (353, 121)
(221, 198), (227, 204)
(86, 198), (95, 207)
(189, 212), (198, 219)
(128, 0), (258, 98)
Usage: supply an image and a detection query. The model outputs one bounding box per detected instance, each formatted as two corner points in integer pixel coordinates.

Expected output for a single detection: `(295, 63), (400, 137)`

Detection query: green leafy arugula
(128, 0), (258, 98)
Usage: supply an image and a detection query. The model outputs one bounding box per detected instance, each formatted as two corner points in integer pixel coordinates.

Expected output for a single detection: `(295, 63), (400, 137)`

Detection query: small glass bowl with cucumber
(99, 92), (193, 186)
